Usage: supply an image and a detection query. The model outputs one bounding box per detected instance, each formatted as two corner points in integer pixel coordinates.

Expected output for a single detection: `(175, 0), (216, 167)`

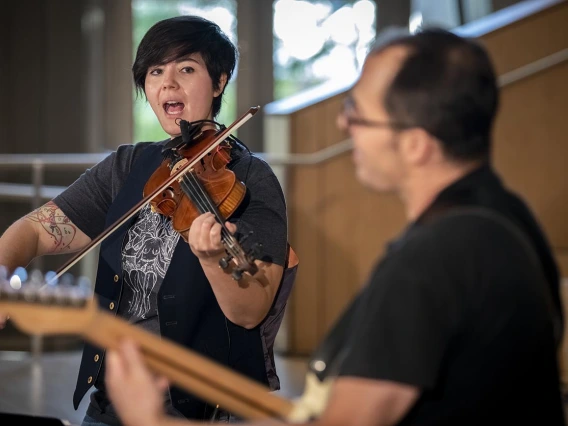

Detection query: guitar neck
(83, 309), (294, 421)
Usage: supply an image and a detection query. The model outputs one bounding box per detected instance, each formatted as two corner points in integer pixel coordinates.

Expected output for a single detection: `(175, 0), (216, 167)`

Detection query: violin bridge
(170, 158), (192, 182)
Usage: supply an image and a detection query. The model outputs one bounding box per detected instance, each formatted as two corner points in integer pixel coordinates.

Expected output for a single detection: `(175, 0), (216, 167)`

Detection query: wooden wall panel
(492, 62), (568, 249)
(286, 106), (326, 354)
(481, 2), (568, 75)
(279, 0), (568, 354)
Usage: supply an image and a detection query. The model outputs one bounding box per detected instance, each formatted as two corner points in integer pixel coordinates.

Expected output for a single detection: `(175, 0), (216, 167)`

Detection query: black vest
(72, 143), (272, 419)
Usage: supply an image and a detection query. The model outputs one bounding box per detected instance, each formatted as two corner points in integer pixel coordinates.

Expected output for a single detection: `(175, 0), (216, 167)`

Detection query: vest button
(87, 376), (93, 384)
(94, 354), (99, 362)
(109, 302), (115, 310)
(114, 275), (119, 282)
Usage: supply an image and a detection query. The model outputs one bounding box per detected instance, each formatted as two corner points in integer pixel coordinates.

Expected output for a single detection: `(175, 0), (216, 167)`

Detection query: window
(273, 0), (376, 100)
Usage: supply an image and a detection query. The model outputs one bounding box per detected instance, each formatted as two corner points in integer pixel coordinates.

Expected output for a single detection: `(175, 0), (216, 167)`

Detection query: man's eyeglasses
(340, 96), (413, 130)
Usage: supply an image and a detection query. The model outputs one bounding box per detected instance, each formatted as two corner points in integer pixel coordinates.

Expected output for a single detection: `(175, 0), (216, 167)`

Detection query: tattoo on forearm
(25, 201), (77, 252)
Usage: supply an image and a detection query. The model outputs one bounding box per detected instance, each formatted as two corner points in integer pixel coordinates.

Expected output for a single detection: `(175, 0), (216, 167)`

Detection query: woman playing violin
(0, 15), (292, 425)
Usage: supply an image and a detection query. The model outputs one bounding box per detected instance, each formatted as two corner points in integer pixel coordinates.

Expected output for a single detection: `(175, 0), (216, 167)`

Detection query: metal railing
(1, 46), (566, 202)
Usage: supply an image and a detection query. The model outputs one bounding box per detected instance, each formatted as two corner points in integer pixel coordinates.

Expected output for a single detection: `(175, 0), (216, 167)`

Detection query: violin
(51, 107), (261, 283)
(143, 122), (261, 280)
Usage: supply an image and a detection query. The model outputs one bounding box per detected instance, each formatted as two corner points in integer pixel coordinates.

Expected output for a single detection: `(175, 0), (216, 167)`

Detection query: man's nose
(336, 110), (348, 131)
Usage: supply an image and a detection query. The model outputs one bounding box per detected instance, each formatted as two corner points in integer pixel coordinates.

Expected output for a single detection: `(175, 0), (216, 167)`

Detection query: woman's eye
(149, 68), (162, 76)
(181, 67), (195, 74)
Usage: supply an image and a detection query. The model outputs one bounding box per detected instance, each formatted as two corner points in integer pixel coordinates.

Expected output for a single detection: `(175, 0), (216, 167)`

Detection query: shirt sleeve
(338, 229), (461, 389)
(52, 144), (140, 240)
(229, 155), (288, 267)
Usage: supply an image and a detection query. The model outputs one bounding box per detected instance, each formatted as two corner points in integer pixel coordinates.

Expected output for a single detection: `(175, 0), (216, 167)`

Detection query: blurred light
(44, 270), (58, 286)
(274, 0), (326, 60)
(353, 0), (375, 31)
(12, 266), (27, 283)
(274, 46), (291, 67)
(76, 276), (92, 291)
(203, 7), (236, 41)
(409, 11), (423, 34)
(9, 275), (22, 290)
(176, 5), (236, 43)
(29, 269), (44, 284)
(312, 45), (358, 81)
(324, 6), (357, 46)
(0, 265), (7, 280)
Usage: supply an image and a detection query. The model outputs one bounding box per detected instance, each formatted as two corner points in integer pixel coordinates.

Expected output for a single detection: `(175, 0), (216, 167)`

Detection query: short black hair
(371, 27), (499, 162)
(132, 15), (238, 119)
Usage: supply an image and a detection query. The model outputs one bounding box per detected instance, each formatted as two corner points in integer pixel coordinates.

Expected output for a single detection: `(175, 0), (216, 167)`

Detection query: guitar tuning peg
(11, 266), (28, 284)
(68, 276), (91, 306)
(29, 269), (44, 287)
(0, 265), (8, 281)
(59, 273), (74, 287)
(76, 275), (92, 291)
(0, 271), (15, 298)
(44, 271), (58, 286)
(9, 274), (23, 291)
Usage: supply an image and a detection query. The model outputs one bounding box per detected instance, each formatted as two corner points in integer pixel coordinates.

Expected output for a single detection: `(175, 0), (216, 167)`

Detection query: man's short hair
(371, 27), (499, 162)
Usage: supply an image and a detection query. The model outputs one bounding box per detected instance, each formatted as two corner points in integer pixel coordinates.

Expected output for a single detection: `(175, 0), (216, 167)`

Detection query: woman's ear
(214, 74), (228, 98)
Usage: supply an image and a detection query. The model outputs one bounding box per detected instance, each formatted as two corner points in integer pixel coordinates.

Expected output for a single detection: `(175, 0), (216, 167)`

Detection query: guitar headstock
(0, 267), (97, 336)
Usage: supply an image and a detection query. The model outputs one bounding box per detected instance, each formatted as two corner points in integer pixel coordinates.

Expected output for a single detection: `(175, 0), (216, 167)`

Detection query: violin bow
(49, 106), (260, 284)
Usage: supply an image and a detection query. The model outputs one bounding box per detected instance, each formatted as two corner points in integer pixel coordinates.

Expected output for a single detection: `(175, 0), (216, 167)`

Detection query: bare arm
(0, 201), (91, 271)
(0, 201), (91, 328)
(189, 213), (284, 329)
(313, 376), (419, 426)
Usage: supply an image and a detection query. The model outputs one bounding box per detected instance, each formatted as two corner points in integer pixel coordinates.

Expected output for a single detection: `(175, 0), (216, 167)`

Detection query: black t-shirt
(317, 165), (565, 425)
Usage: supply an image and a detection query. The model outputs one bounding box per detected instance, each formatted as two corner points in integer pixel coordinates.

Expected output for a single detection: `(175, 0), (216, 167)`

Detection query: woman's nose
(161, 68), (179, 90)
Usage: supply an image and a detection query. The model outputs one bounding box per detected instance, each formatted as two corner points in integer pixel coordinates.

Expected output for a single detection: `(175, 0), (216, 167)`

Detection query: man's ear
(214, 74), (228, 97)
(401, 128), (434, 166)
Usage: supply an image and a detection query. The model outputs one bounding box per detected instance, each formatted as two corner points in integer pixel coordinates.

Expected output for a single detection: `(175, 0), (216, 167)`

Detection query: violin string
(179, 171), (249, 267)
(178, 175), (240, 265)
(182, 171), (247, 264)
(180, 173), (248, 268)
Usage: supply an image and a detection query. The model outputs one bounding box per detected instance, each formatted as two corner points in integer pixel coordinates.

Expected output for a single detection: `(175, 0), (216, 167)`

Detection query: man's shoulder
(392, 208), (528, 265)
(410, 209), (498, 245)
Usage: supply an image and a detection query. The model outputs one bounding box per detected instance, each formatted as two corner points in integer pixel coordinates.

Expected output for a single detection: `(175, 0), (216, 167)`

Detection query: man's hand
(0, 314), (9, 329)
(106, 339), (170, 426)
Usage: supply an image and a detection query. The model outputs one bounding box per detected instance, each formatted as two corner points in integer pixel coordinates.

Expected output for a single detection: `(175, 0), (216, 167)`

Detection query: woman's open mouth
(163, 101), (185, 116)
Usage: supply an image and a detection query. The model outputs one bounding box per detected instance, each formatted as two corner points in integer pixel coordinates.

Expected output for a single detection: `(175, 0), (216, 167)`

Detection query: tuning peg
(219, 254), (233, 270)
(9, 274), (23, 291)
(231, 269), (243, 281)
(44, 271), (58, 286)
(66, 275), (91, 306)
(11, 266), (28, 285)
(59, 273), (74, 288)
(29, 269), (44, 286)
(76, 275), (92, 291)
(0, 273), (16, 299)
(0, 265), (8, 282)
